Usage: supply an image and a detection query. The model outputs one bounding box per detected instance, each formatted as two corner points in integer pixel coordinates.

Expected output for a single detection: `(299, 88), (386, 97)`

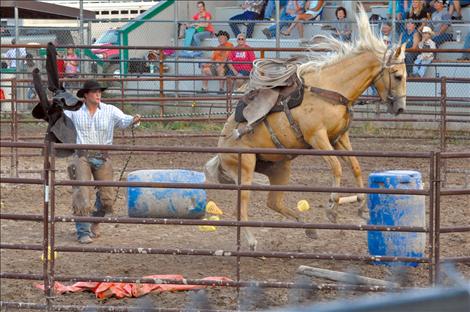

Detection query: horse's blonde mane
(297, 4), (398, 77)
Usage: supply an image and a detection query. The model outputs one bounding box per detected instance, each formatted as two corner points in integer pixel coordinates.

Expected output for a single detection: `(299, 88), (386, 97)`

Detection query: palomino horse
(205, 8), (407, 250)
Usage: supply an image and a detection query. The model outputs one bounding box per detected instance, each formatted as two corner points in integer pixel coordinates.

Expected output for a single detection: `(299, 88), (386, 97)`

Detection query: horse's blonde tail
(204, 155), (235, 184)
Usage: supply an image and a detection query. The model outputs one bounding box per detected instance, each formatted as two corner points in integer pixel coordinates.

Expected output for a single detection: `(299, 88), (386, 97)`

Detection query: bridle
(371, 46), (407, 107)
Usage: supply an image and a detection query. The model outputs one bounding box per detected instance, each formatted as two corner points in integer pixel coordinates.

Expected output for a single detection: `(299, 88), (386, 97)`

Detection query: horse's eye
(395, 75), (403, 81)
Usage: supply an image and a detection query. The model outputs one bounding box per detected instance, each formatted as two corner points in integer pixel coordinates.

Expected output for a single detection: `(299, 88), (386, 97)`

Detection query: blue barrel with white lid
(127, 169), (206, 219)
(367, 170), (425, 267)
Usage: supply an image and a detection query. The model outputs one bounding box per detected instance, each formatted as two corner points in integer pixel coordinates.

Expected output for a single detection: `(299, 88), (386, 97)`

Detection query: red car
(91, 28), (120, 62)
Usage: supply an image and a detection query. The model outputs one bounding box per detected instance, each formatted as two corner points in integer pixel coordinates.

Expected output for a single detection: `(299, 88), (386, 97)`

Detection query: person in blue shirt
(400, 19), (420, 74)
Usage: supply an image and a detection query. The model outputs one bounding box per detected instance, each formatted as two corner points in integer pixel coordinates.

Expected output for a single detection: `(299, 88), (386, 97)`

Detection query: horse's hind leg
(334, 132), (368, 220)
(308, 130), (342, 223)
(260, 160), (317, 239)
(222, 153), (258, 250)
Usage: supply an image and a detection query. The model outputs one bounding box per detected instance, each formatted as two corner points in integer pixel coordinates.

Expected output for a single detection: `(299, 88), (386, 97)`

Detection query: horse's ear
(394, 43), (406, 58)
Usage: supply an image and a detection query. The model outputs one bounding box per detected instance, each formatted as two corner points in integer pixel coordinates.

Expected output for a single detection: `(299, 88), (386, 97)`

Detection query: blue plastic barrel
(127, 169), (206, 219)
(367, 170), (425, 267)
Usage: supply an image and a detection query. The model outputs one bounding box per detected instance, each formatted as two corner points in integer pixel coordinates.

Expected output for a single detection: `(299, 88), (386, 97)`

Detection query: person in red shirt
(227, 34), (256, 89)
(56, 51), (65, 79)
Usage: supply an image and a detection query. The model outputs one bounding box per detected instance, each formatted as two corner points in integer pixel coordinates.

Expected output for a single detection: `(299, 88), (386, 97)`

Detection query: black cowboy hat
(215, 30), (230, 40)
(77, 80), (107, 98)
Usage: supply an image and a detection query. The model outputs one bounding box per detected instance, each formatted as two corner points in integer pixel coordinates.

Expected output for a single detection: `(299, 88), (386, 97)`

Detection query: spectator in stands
(381, 21), (393, 46)
(64, 48), (79, 89)
(332, 6), (352, 41)
(387, 1), (411, 34)
(56, 50), (65, 79)
(227, 34), (256, 89)
(201, 31), (234, 93)
(3, 39), (26, 69)
(262, 0), (305, 39)
(430, 0), (453, 46)
(412, 26), (436, 76)
(457, 32), (470, 60)
(387, 0), (408, 20)
(424, 0), (437, 14)
(280, 0), (325, 38)
(449, 0), (470, 20)
(179, 1), (214, 47)
(25, 53), (37, 100)
(400, 20), (420, 74)
(229, 0), (265, 39)
(407, 0), (431, 30)
(264, 0), (288, 20)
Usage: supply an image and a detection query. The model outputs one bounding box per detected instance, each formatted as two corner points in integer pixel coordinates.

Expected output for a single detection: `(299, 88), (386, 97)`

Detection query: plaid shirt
(64, 102), (133, 145)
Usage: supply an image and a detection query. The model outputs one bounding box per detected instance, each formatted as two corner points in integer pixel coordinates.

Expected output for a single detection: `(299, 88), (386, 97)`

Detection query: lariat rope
(112, 126), (136, 206)
(249, 58), (301, 90)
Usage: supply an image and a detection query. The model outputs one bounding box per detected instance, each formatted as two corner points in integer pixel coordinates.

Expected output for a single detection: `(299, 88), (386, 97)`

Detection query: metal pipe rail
(1, 141), (469, 310)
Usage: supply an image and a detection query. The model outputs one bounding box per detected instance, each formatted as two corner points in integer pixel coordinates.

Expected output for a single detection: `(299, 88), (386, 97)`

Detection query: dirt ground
(1, 124), (469, 310)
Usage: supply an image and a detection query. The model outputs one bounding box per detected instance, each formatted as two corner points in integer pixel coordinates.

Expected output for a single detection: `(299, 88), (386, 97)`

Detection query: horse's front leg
(225, 153), (258, 250)
(309, 130), (342, 223)
(334, 132), (368, 221)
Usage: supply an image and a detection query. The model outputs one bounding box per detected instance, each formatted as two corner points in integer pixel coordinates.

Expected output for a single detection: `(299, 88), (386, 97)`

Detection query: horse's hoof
(326, 209), (338, 223)
(305, 229), (318, 239)
(358, 209), (369, 222)
(249, 240), (257, 251)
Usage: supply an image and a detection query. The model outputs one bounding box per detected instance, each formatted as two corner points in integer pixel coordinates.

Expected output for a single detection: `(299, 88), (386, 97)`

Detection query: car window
(95, 30), (119, 45)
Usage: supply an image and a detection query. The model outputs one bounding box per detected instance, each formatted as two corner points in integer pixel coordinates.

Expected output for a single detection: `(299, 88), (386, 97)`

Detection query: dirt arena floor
(1, 124), (469, 310)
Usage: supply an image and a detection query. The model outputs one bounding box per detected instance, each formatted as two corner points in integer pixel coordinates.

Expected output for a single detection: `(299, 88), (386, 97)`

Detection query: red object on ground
(36, 275), (232, 299)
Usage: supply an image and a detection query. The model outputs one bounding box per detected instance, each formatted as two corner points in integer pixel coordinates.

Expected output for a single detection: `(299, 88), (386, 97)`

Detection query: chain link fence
(1, 1), (469, 113)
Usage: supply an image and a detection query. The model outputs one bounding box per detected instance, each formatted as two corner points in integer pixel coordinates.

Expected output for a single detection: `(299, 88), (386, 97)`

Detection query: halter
(371, 46), (407, 106)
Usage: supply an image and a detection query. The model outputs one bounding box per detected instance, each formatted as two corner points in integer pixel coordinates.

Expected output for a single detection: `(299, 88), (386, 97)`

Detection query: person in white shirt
(3, 39), (26, 69)
(412, 26), (437, 77)
(65, 80), (141, 244)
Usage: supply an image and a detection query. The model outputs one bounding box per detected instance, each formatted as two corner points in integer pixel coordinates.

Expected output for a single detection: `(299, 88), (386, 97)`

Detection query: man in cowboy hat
(64, 79), (141, 244)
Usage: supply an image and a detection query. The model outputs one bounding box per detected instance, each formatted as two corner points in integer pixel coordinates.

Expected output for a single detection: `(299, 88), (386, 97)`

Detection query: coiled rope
(249, 58), (302, 90)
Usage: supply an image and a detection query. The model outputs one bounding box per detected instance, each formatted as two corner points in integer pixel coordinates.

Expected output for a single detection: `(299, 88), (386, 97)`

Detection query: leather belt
(76, 150), (109, 160)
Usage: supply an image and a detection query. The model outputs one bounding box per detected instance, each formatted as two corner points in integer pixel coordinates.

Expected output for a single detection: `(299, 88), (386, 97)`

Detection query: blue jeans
(263, 0), (288, 19)
(413, 58), (433, 77)
(76, 192), (105, 239)
(192, 30), (212, 47)
(267, 11), (295, 38)
(229, 11), (261, 38)
(71, 155), (113, 240)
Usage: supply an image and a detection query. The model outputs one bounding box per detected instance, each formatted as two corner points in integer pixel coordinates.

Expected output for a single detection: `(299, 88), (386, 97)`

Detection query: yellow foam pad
(205, 201), (223, 215)
(198, 218), (217, 232)
(40, 246), (58, 262)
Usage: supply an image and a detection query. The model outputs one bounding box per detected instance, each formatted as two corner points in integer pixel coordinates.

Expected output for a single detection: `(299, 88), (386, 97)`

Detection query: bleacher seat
(370, 5), (388, 18)
(462, 5), (470, 21)
(436, 40), (466, 60)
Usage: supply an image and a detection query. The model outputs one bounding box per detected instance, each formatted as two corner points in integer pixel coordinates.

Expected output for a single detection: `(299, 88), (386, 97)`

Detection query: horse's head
(372, 44), (407, 115)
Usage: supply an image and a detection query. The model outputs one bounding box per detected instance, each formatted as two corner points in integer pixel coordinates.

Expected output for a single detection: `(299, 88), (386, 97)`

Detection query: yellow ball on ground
(297, 199), (310, 212)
